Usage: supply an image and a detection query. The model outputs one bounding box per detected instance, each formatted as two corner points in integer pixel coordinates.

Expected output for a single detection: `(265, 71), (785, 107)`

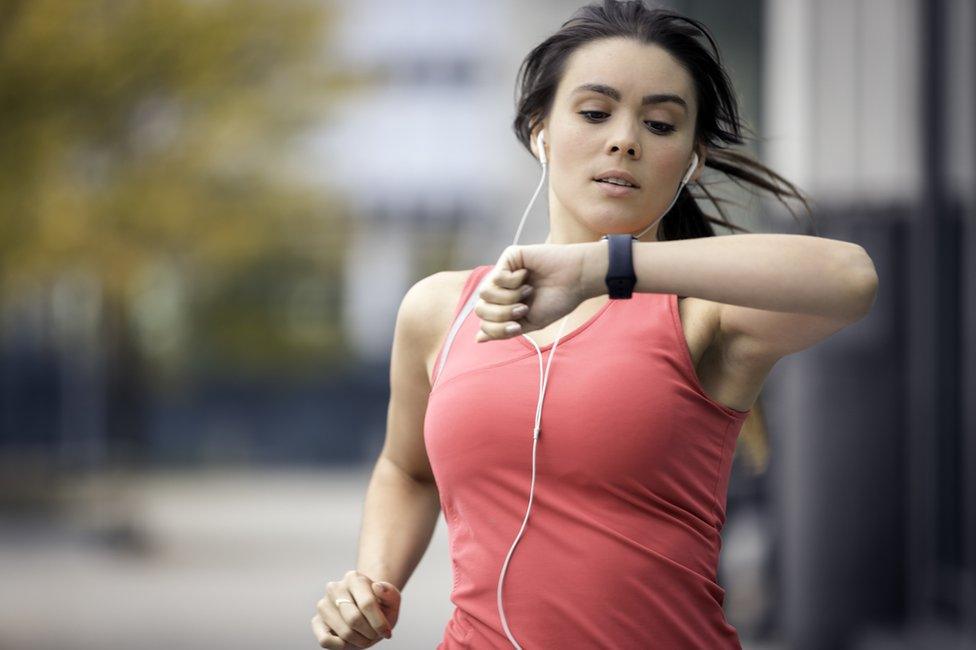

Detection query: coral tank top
(424, 264), (751, 649)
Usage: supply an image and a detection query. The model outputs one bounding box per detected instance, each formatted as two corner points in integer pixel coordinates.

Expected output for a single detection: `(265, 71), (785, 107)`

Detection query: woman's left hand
(474, 243), (592, 343)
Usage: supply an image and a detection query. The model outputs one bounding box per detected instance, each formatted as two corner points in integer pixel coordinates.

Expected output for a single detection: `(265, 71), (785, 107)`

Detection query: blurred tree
(0, 0), (369, 383)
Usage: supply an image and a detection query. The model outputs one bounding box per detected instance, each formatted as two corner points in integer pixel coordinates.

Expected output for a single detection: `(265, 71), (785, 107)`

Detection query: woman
(311, 1), (878, 648)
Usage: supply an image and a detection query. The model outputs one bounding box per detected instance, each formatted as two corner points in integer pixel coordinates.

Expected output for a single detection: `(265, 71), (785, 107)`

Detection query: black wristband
(600, 234), (637, 299)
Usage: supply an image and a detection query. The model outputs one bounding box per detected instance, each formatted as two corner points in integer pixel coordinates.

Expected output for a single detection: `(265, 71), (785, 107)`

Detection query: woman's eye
(577, 111), (674, 134)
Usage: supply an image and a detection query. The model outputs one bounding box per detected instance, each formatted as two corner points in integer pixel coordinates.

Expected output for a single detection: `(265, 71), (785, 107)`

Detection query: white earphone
(682, 150), (700, 184)
(536, 130), (548, 165)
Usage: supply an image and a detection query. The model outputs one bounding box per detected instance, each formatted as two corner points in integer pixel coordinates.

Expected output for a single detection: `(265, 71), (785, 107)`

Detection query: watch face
(605, 233), (635, 297)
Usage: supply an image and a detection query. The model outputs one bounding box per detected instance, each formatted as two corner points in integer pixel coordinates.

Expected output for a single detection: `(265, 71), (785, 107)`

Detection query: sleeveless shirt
(424, 264), (751, 649)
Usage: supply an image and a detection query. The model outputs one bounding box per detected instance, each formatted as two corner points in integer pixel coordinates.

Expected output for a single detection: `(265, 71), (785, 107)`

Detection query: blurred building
(763, 0), (975, 648)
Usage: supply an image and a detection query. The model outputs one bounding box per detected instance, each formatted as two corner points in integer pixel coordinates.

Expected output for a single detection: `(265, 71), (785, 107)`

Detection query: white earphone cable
(496, 309), (567, 650)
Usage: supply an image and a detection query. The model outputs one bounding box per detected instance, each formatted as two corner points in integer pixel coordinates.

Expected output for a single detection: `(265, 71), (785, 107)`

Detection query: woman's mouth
(594, 179), (639, 197)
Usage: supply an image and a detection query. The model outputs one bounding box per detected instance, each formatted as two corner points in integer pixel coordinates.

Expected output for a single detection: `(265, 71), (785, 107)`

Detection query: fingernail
(505, 323), (521, 334)
(519, 285), (533, 297)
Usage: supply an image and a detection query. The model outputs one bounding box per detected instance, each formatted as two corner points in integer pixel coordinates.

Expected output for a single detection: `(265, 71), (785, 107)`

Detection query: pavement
(0, 465), (786, 649)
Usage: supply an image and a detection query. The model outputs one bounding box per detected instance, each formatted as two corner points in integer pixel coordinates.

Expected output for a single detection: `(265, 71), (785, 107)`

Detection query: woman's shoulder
(397, 267), (484, 385)
(413, 266), (484, 307)
(403, 267), (475, 309)
(400, 267), (485, 356)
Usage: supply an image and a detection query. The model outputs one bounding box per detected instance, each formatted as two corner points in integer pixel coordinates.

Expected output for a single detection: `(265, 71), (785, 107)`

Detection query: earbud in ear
(536, 130), (547, 165)
(681, 151), (699, 185)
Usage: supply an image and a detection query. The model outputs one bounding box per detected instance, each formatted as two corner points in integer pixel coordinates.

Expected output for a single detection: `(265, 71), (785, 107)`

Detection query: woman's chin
(584, 216), (645, 235)
(588, 203), (640, 221)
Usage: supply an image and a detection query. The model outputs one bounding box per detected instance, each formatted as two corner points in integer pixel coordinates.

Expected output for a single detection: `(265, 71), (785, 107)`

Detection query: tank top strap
(431, 264), (494, 387)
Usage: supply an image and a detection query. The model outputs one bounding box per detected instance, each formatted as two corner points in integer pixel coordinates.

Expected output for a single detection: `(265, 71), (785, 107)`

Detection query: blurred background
(0, 0), (972, 648)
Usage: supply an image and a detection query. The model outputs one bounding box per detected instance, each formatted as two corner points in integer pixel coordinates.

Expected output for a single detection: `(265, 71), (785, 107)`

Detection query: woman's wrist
(580, 239), (609, 300)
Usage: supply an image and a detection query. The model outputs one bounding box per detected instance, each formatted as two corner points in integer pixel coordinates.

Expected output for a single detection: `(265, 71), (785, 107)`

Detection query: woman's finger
(475, 315), (523, 342)
(474, 298), (528, 326)
(346, 576), (392, 640)
(371, 581), (401, 625)
(316, 594), (373, 649)
(310, 613), (348, 649)
(479, 280), (533, 306)
(489, 265), (528, 290)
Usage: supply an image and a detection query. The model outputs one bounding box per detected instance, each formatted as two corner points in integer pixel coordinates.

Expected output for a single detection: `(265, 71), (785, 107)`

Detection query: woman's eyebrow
(571, 82), (687, 112)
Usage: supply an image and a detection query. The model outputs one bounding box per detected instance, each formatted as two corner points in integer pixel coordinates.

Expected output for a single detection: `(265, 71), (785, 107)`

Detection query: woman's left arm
(582, 234), (880, 362)
(475, 234), (878, 355)
(584, 234), (878, 318)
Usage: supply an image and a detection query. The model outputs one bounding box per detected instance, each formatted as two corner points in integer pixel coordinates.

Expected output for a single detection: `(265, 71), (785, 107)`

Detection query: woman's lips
(594, 179), (638, 197)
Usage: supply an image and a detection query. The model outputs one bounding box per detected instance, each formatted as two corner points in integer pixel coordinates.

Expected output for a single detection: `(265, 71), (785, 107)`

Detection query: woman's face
(534, 37), (703, 243)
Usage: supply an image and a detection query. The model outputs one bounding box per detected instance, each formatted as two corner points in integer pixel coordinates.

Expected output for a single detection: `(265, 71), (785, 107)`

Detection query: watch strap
(601, 234), (637, 299)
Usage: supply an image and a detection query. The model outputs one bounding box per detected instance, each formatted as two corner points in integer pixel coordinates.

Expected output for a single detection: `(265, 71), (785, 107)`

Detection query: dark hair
(512, 0), (806, 473)
(512, 0), (815, 242)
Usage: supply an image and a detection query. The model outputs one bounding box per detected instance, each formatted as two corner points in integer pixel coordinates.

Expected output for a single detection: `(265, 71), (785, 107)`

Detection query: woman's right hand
(311, 570), (401, 648)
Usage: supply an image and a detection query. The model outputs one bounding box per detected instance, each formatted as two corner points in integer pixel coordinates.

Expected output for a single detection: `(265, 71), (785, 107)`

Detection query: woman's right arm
(313, 271), (468, 648)
(356, 270), (465, 591)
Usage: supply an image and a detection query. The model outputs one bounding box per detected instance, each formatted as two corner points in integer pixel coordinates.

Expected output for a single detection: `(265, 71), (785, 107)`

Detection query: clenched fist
(311, 570), (401, 648)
